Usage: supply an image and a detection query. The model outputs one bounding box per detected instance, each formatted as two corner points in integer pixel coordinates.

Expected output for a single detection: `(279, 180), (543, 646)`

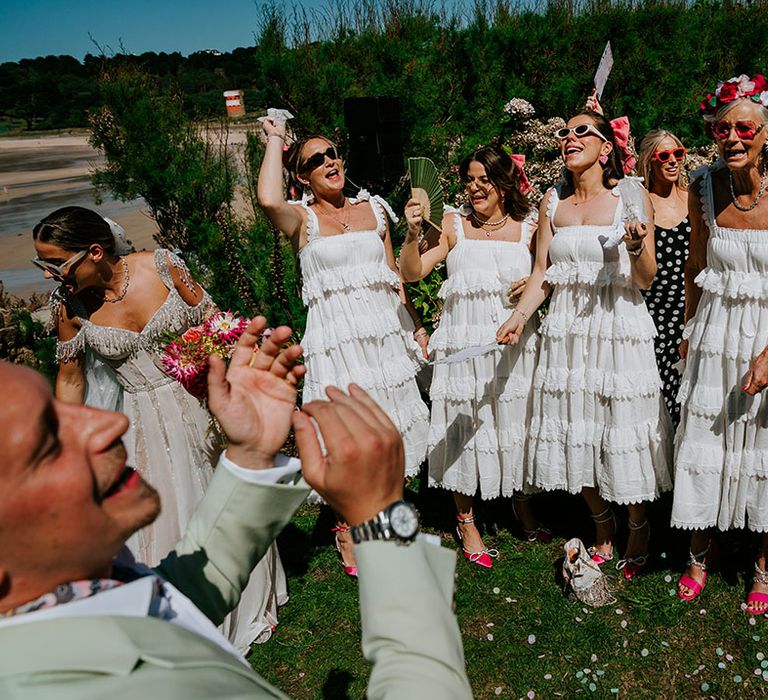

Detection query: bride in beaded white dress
(34, 206), (287, 652)
(497, 111), (672, 580)
(257, 122), (429, 575)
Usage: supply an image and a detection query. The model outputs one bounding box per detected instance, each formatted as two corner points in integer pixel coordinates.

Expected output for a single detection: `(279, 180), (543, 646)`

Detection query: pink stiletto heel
(456, 516), (498, 569)
(615, 519), (650, 580)
(331, 525), (358, 578)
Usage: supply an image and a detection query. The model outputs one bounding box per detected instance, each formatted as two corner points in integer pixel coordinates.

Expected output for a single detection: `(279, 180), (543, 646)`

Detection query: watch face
(390, 502), (419, 538)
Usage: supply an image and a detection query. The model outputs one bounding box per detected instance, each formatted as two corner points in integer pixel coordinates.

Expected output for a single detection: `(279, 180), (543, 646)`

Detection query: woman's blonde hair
(637, 130), (686, 191)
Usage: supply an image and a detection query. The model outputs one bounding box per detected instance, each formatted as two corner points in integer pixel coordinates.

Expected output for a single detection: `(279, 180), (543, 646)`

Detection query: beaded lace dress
(525, 187), (673, 503)
(296, 192), (429, 474)
(427, 208), (539, 498)
(54, 249), (287, 652)
(672, 166), (768, 531)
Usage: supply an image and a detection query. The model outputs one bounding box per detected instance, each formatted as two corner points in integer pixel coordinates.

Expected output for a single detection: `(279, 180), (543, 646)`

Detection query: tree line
(2, 0), (768, 145)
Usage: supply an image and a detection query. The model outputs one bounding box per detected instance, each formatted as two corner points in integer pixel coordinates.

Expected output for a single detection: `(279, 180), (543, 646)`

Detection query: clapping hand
(208, 317), (305, 469)
(294, 385), (404, 525)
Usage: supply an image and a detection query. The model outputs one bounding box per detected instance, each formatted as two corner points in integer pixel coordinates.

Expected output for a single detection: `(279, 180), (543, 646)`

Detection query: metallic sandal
(587, 507), (616, 566)
(615, 519), (649, 580)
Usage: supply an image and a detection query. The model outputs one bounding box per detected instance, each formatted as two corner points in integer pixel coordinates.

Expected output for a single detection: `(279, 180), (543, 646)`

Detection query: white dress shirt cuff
(219, 451), (302, 485)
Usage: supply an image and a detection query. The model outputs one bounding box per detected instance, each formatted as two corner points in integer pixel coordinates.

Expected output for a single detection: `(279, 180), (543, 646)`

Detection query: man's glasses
(653, 147), (687, 163)
(299, 146), (339, 173)
(554, 124), (608, 142)
(711, 120), (767, 141)
(31, 249), (88, 280)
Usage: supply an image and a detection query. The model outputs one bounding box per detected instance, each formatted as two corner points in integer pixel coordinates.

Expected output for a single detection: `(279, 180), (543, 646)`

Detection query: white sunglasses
(554, 124), (608, 142)
(31, 248), (89, 280)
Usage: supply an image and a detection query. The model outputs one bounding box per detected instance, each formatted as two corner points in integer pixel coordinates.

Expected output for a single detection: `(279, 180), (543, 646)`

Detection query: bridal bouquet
(160, 311), (252, 399)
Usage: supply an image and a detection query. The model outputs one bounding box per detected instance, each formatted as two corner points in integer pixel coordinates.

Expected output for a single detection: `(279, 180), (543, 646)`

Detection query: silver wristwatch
(350, 500), (420, 545)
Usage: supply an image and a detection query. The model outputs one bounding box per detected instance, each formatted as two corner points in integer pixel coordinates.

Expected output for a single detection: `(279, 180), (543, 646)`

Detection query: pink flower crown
(700, 73), (768, 120)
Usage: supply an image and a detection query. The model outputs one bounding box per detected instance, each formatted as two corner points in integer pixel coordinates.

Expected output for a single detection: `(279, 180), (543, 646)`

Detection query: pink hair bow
(509, 153), (533, 195)
(609, 116), (637, 174)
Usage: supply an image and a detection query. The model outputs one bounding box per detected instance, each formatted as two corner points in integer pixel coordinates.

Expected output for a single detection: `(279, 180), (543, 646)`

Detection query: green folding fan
(408, 157), (443, 231)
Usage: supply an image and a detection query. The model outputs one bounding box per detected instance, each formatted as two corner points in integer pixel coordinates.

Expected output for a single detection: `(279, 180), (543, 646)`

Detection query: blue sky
(0, 0), (335, 63)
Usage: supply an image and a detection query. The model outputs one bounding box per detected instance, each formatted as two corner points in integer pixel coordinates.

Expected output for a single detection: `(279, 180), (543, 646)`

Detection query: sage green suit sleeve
(356, 540), (473, 700)
(155, 467), (310, 625)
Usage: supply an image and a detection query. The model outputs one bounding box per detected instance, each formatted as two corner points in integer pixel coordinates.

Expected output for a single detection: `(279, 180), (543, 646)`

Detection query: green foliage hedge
(3, 1), (768, 145)
(9, 0), (768, 335)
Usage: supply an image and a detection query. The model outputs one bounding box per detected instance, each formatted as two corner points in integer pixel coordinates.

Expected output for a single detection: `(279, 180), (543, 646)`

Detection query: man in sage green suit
(0, 319), (472, 700)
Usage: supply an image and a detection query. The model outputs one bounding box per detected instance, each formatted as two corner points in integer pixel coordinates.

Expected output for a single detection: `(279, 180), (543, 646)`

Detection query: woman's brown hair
(562, 110), (625, 189)
(458, 146), (532, 221)
(33, 206), (115, 253)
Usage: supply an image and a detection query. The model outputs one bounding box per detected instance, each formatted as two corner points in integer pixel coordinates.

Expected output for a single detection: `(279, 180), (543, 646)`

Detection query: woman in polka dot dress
(637, 130), (690, 426)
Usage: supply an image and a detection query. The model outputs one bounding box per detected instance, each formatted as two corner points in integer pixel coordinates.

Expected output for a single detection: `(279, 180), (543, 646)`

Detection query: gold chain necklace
(100, 258), (130, 303)
(315, 200), (351, 231)
(571, 189), (605, 206)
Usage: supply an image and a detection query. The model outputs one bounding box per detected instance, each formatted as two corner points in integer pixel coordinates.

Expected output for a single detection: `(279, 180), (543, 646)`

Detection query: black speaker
(344, 97), (404, 189)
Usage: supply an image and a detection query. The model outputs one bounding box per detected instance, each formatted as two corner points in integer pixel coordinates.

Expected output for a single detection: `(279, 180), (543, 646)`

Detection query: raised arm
(496, 190), (554, 344)
(256, 118), (307, 249)
(399, 199), (451, 282)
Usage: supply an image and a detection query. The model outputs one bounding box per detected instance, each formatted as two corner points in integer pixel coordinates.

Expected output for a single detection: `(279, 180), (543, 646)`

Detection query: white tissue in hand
(258, 108), (295, 126)
(601, 229), (625, 249)
(623, 202), (641, 222)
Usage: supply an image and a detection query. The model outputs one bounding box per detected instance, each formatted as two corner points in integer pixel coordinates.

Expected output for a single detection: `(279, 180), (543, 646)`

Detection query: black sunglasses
(299, 146), (339, 173)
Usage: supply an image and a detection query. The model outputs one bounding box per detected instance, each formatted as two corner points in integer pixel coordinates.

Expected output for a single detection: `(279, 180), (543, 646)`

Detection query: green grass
(249, 484), (768, 699)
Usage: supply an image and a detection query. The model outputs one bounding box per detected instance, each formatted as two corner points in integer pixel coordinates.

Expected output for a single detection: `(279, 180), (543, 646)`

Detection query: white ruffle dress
(526, 186), (673, 503)
(428, 208), (539, 498)
(672, 166), (768, 531)
(297, 193), (429, 475)
(54, 249), (287, 653)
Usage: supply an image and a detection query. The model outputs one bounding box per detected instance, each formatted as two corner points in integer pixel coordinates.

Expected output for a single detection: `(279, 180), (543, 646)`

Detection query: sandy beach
(0, 126), (253, 298)
(0, 133), (159, 297)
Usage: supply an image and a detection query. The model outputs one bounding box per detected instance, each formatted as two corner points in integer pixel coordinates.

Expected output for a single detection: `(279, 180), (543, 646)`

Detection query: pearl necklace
(100, 258), (130, 303)
(729, 169), (767, 212)
(471, 211), (509, 237)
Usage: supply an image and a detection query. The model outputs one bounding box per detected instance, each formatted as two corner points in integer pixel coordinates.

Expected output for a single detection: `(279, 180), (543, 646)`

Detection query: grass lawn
(249, 481), (768, 699)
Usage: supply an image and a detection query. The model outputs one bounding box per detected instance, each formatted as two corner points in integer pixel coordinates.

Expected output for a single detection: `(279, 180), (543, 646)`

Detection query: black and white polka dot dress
(642, 217), (690, 426)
